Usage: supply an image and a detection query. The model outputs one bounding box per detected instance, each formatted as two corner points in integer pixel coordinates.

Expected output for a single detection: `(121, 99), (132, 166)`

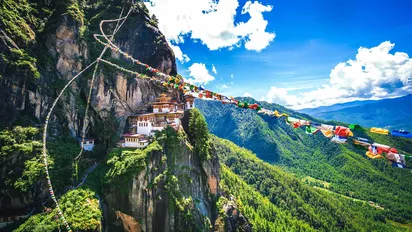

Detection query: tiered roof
(151, 93), (184, 106)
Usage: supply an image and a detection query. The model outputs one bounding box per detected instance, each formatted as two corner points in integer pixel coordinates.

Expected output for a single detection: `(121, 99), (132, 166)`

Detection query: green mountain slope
(299, 94), (412, 131)
(196, 98), (412, 224)
(215, 136), (402, 231)
(219, 165), (316, 231)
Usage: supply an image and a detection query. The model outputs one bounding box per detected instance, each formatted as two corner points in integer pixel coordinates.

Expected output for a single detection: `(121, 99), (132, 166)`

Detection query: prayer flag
(349, 124), (362, 130)
(334, 126), (353, 137)
(306, 125), (319, 135)
(320, 124), (334, 138)
(366, 151), (384, 159)
(331, 135), (347, 144)
(387, 152), (406, 165)
(391, 130), (412, 138)
(370, 127), (389, 135)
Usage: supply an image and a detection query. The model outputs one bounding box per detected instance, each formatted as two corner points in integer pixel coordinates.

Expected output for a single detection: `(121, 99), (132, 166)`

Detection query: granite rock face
(104, 127), (221, 232)
(0, 2), (177, 137)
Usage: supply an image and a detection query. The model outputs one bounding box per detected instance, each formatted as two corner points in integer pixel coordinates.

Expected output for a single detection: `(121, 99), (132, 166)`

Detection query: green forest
(197, 98), (412, 228)
(215, 136), (408, 231)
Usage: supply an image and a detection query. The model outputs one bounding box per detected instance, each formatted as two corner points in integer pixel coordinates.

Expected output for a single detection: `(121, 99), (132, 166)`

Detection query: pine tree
(188, 109), (211, 161)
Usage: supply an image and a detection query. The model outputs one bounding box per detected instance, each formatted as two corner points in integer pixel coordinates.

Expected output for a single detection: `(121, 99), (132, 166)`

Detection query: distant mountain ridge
(298, 94), (412, 131)
(298, 99), (378, 115)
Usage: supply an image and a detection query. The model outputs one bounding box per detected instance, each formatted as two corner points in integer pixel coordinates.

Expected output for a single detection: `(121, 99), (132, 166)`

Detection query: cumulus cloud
(185, 63), (215, 85)
(212, 64), (217, 74)
(243, 92), (253, 97)
(145, 0), (275, 52)
(262, 87), (298, 106)
(170, 44), (190, 63)
(327, 41), (412, 97)
(262, 41), (412, 109)
(231, 74), (234, 78)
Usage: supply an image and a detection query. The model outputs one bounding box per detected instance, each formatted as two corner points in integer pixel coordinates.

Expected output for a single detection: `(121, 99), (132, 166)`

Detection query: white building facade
(78, 138), (95, 151)
(121, 134), (149, 148)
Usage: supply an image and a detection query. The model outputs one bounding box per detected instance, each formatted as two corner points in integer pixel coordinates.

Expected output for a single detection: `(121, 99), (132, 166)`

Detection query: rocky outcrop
(104, 126), (220, 232)
(215, 196), (253, 232)
(115, 211), (143, 232)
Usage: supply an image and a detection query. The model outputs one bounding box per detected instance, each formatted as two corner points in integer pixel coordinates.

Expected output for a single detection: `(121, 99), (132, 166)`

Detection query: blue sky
(146, 0), (412, 109)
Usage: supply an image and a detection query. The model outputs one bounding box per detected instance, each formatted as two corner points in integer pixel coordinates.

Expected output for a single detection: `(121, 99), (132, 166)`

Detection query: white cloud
(237, 1), (275, 51)
(212, 64), (217, 74)
(262, 87), (298, 106)
(169, 44), (190, 63)
(221, 84), (229, 89)
(230, 74), (234, 78)
(145, 0), (275, 52)
(243, 92), (253, 97)
(263, 41), (412, 109)
(185, 63), (215, 85)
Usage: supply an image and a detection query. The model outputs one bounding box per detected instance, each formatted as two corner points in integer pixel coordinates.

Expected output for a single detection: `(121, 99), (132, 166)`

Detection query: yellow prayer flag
(365, 151), (384, 159)
(274, 110), (288, 118)
(370, 127), (389, 135)
(321, 129), (334, 138)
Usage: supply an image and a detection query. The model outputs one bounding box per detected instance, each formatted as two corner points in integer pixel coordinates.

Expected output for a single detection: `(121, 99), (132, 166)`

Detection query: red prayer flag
(334, 126), (353, 137)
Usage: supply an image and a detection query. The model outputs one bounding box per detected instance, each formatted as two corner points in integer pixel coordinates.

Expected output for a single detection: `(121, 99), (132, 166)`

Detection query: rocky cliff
(1, 0), (178, 220)
(0, 0), (177, 138)
(103, 126), (221, 232)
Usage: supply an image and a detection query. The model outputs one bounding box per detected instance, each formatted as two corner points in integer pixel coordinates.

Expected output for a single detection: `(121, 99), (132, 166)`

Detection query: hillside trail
(312, 186), (384, 210)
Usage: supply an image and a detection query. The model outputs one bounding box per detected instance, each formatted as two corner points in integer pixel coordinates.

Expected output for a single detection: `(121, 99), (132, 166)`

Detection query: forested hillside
(196, 98), (412, 225)
(216, 136), (406, 231)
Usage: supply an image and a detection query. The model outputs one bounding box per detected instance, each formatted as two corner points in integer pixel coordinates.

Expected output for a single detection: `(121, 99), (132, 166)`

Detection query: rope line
(41, 60), (97, 232)
(41, 5), (134, 231)
(76, 7), (132, 161)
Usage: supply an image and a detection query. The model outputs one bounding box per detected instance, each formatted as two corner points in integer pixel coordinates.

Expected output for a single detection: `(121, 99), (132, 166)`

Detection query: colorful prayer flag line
(94, 23), (412, 170)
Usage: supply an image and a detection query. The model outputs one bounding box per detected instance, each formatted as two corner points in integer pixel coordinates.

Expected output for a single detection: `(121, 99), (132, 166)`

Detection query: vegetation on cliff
(15, 189), (101, 232)
(188, 108), (212, 161)
(104, 141), (162, 185)
(0, 126), (45, 193)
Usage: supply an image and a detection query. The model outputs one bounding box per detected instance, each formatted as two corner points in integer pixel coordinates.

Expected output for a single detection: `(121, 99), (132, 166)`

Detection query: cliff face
(0, 1), (254, 231)
(0, 0), (177, 137)
(0, 0), (178, 221)
(103, 127), (220, 232)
